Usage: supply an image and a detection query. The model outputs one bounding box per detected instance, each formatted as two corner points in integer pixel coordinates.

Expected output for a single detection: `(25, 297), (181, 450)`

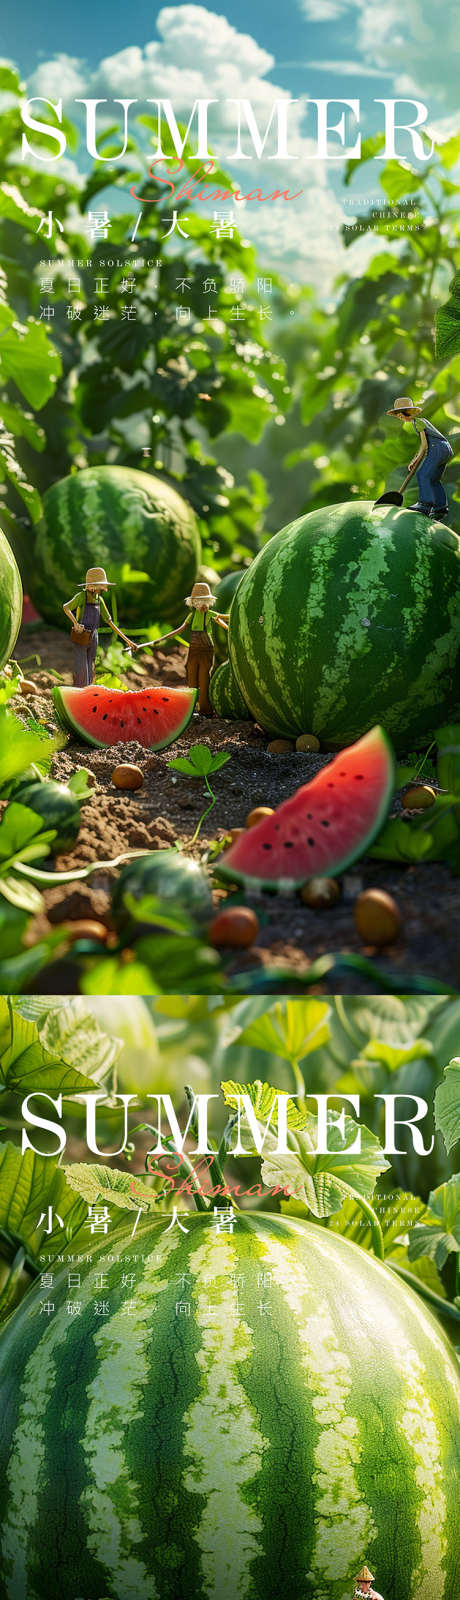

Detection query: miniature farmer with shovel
(352, 1564), (385, 1599)
(63, 567), (135, 687)
(132, 580), (229, 715)
(376, 396), (453, 516)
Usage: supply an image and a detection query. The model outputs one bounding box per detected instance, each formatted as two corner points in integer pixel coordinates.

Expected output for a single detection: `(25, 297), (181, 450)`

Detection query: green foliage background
(2, 71), (460, 589)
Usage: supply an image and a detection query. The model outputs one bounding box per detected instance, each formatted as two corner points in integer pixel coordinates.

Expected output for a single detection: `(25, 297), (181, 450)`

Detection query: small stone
(295, 733), (321, 752)
(402, 784), (436, 810)
(62, 921), (109, 945)
(229, 827), (245, 845)
(267, 738), (295, 754)
(246, 806), (275, 828)
(209, 906), (260, 948)
(19, 679), (37, 696)
(300, 877), (340, 909)
(354, 889), (401, 947)
(111, 764), (144, 791)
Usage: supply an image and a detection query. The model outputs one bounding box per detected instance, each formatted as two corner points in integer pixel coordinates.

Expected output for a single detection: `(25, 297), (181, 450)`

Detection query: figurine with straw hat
(63, 567), (136, 687)
(132, 580), (229, 715)
(376, 395), (453, 515)
(352, 1564), (385, 1598)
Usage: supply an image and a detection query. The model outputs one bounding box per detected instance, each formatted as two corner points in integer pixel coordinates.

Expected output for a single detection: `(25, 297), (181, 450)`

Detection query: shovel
(373, 466), (417, 508)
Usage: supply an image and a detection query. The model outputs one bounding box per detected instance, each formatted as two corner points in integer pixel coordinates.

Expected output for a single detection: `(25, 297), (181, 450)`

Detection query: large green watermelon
(228, 501), (460, 749)
(1, 1210), (459, 1600)
(27, 467), (201, 629)
(0, 526), (22, 671)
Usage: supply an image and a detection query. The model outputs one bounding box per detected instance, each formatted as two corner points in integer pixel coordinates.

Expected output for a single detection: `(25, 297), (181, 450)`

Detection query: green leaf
(0, 998), (103, 1094)
(0, 711), (62, 791)
(435, 1057), (460, 1154)
(168, 743), (230, 779)
(361, 1037), (433, 1071)
(232, 999), (331, 1064)
(221, 1078), (308, 1130)
(379, 162), (424, 203)
(67, 769), (94, 801)
(0, 1141), (87, 1263)
(63, 1162), (157, 1212)
(38, 999), (123, 1086)
(222, 1076), (389, 1217)
(408, 1176), (460, 1267)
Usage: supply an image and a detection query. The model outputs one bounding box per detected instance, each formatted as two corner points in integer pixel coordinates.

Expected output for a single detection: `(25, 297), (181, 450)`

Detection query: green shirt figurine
(63, 566), (135, 687)
(133, 581), (229, 715)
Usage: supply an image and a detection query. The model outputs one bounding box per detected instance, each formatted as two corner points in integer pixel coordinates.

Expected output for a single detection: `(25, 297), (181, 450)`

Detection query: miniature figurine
(352, 1563), (385, 1599)
(63, 567), (135, 687)
(133, 580), (229, 715)
(386, 395), (453, 518)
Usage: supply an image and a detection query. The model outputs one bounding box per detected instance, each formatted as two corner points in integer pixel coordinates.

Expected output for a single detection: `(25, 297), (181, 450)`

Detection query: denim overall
(73, 597), (100, 687)
(413, 419), (453, 516)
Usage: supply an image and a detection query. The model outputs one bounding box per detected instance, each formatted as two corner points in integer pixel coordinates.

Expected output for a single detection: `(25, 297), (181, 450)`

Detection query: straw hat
(387, 396), (422, 416)
(80, 566), (115, 588)
(356, 1567), (374, 1582)
(185, 580), (216, 608)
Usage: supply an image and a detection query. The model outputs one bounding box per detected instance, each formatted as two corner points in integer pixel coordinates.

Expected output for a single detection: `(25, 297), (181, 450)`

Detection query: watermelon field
(0, 992), (459, 1600)
(2, 89), (460, 994)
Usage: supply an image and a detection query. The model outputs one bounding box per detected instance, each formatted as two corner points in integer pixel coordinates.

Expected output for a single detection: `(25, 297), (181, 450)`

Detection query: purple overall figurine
(386, 395), (453, 519)
(63, 566), (135, 687)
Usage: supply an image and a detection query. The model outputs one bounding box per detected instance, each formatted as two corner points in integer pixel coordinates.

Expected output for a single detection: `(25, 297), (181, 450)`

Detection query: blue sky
(3, 0), (458, 286)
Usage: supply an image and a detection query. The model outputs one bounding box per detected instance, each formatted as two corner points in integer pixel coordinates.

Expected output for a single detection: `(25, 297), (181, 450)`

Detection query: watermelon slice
(217, 726), (394, 891)
(52, 684), (196, 750)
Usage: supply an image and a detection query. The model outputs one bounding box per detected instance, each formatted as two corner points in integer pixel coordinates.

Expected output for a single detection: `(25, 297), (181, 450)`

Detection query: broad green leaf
(379, 162), (424, 203)
(0, 1141), (87, 1263)
(435, 1057), (460, 1153)
(0, 872), (43, 913)
(0, 182), (42, 233)
(322, 1185), (447, 1298)
(0, 64), (22, 93)
(233, 999), (330, 1064)
(337, 997), (444, 1049)
(361, 1037), (433, 1071)
(0, 712), (62, 791)
(39, 999), (122, 1086)
(64, 1162), (157, 1212)
(221, 1078), (308, 1131)
(0, 998), (100, 1094)
(0, 305), (62, 408)
(408, 1176), (460, 1267)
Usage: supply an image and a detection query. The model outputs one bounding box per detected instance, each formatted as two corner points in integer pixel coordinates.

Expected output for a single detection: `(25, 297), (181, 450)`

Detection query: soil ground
(11, 620), (460, 994)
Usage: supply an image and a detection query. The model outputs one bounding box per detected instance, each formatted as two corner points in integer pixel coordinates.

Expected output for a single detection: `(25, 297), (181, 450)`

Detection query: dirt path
(13, 620), (460, 993)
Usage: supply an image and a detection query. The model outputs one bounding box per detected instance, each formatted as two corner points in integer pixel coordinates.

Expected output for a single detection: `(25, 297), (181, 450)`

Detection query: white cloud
(25, 3), (376, 289)
(299, 0), (460, 110)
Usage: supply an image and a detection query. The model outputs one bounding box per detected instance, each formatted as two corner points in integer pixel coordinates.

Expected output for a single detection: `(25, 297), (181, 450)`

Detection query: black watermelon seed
(92, 707), (97, 713)
(137, 717), (141, 724)
(262, 843), (272, 850)
(308, 837), (315, 847)
(354, 774), (364, 780)
(154, 709), (159, 715)
(321, 820), (330, 828)
(103, 714), (107, 720)
(327, 783), (334, 788)
(284, 841), (294, 849)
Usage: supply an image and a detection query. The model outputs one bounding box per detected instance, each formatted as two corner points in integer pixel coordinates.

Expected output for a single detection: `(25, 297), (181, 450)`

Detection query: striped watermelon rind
(52, 683), (197, 750)
(216, 725), (394, 889)
(228, 501), (460, 750)
(0, 1210), (459, 1600)
(27, 466), (201, 629)
(0, 526), (22, 672)
(210, 660), (251, 719)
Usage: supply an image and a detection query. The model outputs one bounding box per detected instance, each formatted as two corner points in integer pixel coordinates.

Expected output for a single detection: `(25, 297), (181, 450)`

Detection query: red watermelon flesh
(217, 726), (394, 890)
(52, 683), (196, 751)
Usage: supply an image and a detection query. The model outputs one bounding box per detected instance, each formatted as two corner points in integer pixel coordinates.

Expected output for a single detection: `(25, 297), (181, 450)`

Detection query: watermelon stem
(184, 1087), (241, 1210)
(158, 1137), (211, 1213)
(13, 849), (152, 887)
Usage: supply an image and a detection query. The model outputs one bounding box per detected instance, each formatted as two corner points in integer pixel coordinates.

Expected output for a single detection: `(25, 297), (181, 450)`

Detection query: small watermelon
(52, 684), (196, 750)
(217, 725), (394, 890)
(0, 525), (22, 672)
(12, 778), (82, 854)
(112, 849), (213, 933)
(210, 660), (250, 719)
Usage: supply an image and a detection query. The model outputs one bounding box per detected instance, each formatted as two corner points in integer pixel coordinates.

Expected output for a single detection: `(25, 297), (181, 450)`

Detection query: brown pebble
(301, 877), (341, 909)
(296, 733), (321, 752)
(209, 906), (260, 948)
(246, 806), (275, 828)
(267, 738), (295, 754)
(19, 679), (37, 696)
(229, 827), (245, 845)
(62, 921), (109, 945)
(354, 889), (401, 947)
(111, 764), (144, 791)
(402, 784), (436, 810)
